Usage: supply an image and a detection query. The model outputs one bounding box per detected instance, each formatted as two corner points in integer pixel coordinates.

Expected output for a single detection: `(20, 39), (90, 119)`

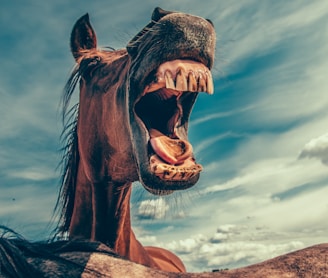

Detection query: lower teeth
(150, 156), (202, 181)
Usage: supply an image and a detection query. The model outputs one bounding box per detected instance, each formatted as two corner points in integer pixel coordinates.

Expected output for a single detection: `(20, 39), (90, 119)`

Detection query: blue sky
(1, 0), (328, 273)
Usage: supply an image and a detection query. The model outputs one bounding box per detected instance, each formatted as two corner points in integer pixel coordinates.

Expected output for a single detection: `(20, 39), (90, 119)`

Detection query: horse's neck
(69, 174), (132, 246)
(68, 171), (158, 268)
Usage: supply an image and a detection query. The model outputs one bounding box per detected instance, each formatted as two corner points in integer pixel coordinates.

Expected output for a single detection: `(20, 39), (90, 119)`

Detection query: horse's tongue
(149, 129), (193, 165)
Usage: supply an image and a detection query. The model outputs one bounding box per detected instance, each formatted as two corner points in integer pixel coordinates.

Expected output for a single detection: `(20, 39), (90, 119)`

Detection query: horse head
(69, 7), (215, 194)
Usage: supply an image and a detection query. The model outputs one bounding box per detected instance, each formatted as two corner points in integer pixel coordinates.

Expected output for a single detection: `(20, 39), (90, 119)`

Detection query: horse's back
(145, 246), (186, 273)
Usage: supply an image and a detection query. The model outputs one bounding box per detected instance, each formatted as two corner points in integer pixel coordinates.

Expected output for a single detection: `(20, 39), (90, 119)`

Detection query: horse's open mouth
(135, 60), (213, 185)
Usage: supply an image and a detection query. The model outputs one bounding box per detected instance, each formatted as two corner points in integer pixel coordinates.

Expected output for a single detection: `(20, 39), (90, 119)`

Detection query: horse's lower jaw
(141, 167), (200, 195)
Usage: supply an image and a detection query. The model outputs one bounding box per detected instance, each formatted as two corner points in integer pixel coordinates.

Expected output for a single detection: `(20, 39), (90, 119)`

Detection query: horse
(53, 7), (215, 273)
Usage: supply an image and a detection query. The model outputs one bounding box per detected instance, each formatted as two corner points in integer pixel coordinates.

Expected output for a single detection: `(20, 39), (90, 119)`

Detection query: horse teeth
(188, 72), (198, 92)
(165, 71), (175, 90)
(148, 60), (214, 95)
(197, 73), (207, 92)
(150, 154), (202, 181)
(175, 69), (188, 91)
(206, 72), (214, 95)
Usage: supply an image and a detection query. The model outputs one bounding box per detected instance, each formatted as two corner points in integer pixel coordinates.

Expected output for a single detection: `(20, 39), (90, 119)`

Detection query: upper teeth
(144, 60), (214, 95)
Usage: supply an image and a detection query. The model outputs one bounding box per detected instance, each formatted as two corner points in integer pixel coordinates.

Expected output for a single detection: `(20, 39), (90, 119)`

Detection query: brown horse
(56, 7), (216, 272)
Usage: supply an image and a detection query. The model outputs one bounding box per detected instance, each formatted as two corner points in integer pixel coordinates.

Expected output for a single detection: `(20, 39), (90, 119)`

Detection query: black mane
(0, 226), (120, 277)
(54, 65), (81, 237)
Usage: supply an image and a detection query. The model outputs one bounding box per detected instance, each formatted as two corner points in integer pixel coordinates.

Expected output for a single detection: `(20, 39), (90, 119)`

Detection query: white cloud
(137, 198), (169, 219)
(299, 133), (328, 165)
(162, 224), (305, 271)
(191, 106), (255, 127)
(193, 132), (239, 156)
(6, 167), (57, 181)
(210, 232), (229, 243)
(166, 234), (208, 254)
(203, 240), (304, 268)
(137, 235), (158, 246)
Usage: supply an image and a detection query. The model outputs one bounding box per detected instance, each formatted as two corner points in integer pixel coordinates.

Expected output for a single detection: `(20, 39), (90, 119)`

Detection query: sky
(1, 0), (328, 273)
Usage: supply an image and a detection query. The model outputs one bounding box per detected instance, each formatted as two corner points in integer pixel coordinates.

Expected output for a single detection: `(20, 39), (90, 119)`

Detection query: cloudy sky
(1, 0), (328, 273)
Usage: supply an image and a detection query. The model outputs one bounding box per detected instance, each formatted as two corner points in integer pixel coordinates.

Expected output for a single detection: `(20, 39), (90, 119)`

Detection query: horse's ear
(151, 7), (172, 21)
(127, 7), (173, 57)
(70, 14), (97, 61)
